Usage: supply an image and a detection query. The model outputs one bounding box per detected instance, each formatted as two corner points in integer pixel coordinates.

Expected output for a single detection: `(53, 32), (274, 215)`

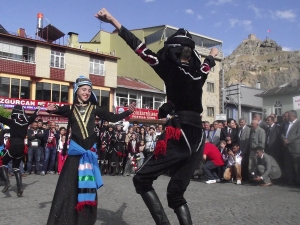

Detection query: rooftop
(256, 79), (300, 97)
(117, 76), (165, 94)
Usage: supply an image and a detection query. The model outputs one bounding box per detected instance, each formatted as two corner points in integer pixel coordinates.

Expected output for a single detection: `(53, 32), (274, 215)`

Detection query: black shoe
(110, 166), (116, 176)
(174, 204), (193, 225)
(141, 190), (170, 225)
(0, 166), (10, 193)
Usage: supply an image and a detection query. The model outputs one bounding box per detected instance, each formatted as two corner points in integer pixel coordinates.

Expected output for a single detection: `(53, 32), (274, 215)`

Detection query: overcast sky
(1, 0), (299, 56)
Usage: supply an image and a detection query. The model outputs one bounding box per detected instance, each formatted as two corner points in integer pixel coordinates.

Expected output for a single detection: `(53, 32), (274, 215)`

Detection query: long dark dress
(47, 103), (130, 225)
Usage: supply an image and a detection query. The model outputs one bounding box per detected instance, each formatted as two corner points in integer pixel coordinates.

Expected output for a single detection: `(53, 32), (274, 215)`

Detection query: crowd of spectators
(200, 110), (300, 187)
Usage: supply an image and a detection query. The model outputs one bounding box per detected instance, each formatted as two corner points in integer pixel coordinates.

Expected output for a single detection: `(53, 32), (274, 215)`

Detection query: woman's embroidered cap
(73, 75), (97, 104)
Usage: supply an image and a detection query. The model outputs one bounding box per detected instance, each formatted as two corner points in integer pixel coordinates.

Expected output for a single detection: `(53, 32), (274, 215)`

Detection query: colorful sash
(68, 140), (103, 211)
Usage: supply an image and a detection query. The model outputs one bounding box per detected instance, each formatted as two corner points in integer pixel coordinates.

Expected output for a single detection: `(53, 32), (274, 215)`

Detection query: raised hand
(95, 8), (121, 30)
(128, 102), (136, 114)
(46, 103), (57, 112)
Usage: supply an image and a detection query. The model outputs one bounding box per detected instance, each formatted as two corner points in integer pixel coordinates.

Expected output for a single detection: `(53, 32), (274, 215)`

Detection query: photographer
(202, 139), (224, 184)
(223, 143), (243, 185)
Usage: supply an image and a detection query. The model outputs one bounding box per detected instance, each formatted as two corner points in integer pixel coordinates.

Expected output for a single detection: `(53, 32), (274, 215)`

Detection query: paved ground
(0, 174), (299, 225)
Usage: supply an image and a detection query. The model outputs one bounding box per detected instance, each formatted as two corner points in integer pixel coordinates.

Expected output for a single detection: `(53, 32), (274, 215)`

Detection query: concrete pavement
(0, 174), (299, 225)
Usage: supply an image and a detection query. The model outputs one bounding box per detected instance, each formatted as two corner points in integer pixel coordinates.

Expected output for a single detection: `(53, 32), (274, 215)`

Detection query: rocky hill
(223, 34), (300, 89)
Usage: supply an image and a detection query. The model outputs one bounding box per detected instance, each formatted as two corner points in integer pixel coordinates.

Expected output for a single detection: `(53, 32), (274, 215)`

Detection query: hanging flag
(267, 29), (271, 33)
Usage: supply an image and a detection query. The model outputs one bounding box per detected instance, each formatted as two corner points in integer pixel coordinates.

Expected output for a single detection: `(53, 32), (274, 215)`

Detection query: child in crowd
(138, 140), (145, 168)
(57, 135), (68, 175)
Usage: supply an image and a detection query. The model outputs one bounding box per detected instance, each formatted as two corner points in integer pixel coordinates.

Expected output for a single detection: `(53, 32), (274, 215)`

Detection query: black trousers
(133, 125), (204, 209)
(2, 139), (24, 169)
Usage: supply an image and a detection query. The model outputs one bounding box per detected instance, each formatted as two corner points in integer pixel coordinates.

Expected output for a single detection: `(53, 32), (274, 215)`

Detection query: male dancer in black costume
(0, 105), (41, 197)
(96, 8), (219, 225)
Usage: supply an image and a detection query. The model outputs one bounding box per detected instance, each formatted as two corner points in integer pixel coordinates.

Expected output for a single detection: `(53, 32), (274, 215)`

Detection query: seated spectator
(202, 139), (224, 184)
(218, 140), (227, 178)
(223, 143), (242, 185)
(252, 146), (282, 187)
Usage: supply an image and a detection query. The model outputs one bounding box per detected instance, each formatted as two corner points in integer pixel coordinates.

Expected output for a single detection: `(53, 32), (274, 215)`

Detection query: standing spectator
(252, 146), (282, 186)
(239, 118), (251, 181)
(138, 140), (145, 168)
(156, 124), (163, 136)
(281, 111), (290, 136)
(26, 121), (44, 175)
(249, 119), (266, 175)
(208, 120), (221, 146)
(202, 140), (224, 184)
(137, 127), (146, 143)
(144, 125), (156, 158)
(41, 122), (59, 175)
(123, 132), (139, 176)
(203, 121), (210, 139)
(114, 122), (126, 175)
(220, 118), (239, 149)
(265, 116), (283, 167)
(37, 119), (45, 173)
(254, 113), (268, 132)
(223, 143), (243, 185)
(132, 121), (139, 132)
(282, 110), (300, 185)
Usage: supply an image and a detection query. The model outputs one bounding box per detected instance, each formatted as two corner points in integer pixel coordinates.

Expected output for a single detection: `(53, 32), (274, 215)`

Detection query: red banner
(0, 97), (68, 111)
(116, 106), (158, 120)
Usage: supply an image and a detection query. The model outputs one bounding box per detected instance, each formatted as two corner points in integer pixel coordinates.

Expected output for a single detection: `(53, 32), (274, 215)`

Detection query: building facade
(0, 26), (118, 122)
(224, 85), (264, 123)
(256, 79), (300, 119)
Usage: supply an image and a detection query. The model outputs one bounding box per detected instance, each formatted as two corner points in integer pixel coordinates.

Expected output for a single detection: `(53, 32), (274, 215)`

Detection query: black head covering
(157, 28), (201, 69)
(11, 105), (29, 122)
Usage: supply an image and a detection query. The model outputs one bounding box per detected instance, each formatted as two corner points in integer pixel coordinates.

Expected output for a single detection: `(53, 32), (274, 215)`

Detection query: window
(36, 82), (69, 102)
(154, 97), (164, 109)
(100, 90), (110, 111)
(50, 51), (65, 69)
(92, 89), (110, 110)
(116, 93), (128, 106)
(142, 96), (153, 109)
(274, 100), (282, 116)
(90, 59), (104, 75)
(0, 42), (35, 63)
(207, 82), (214, 92)
(207, 107), (214, 117)
(0, 77), (31, 99)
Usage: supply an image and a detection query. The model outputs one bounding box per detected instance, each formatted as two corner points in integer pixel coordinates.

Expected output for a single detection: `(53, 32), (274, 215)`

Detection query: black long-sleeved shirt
(118, 26), (216, 114)
(0, 109), (39, 139)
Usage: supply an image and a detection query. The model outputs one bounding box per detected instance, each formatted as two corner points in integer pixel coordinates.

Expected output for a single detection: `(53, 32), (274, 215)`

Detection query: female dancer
(46, 76), (135, 225)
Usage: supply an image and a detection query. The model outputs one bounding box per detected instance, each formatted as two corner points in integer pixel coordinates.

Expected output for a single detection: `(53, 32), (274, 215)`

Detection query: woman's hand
(128, 102), (136, 114)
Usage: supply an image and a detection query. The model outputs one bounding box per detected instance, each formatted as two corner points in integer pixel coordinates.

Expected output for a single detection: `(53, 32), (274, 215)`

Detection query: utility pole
(221, 67), (225, 114)
(238, 83), (241, 119)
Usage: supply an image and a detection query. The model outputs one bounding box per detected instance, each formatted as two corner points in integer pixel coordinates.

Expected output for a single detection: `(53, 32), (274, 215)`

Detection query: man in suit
(281, 111), (290, 136)
(282, 110), (300, 185)
(239, 118), (251, 181)
(252, 146), (282, 186)
(220, 118), (239, 149)
(254, 113), (268, 132)
(249, 119), (266, 175)
(203, 121), (210, 139)
(209, 121), (221, 146)
(265, 116), (283, 168)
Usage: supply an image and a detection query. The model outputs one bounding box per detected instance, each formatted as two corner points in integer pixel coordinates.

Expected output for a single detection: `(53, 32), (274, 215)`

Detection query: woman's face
(77, 85), (91, 102)
(140, 128), (145, 134)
